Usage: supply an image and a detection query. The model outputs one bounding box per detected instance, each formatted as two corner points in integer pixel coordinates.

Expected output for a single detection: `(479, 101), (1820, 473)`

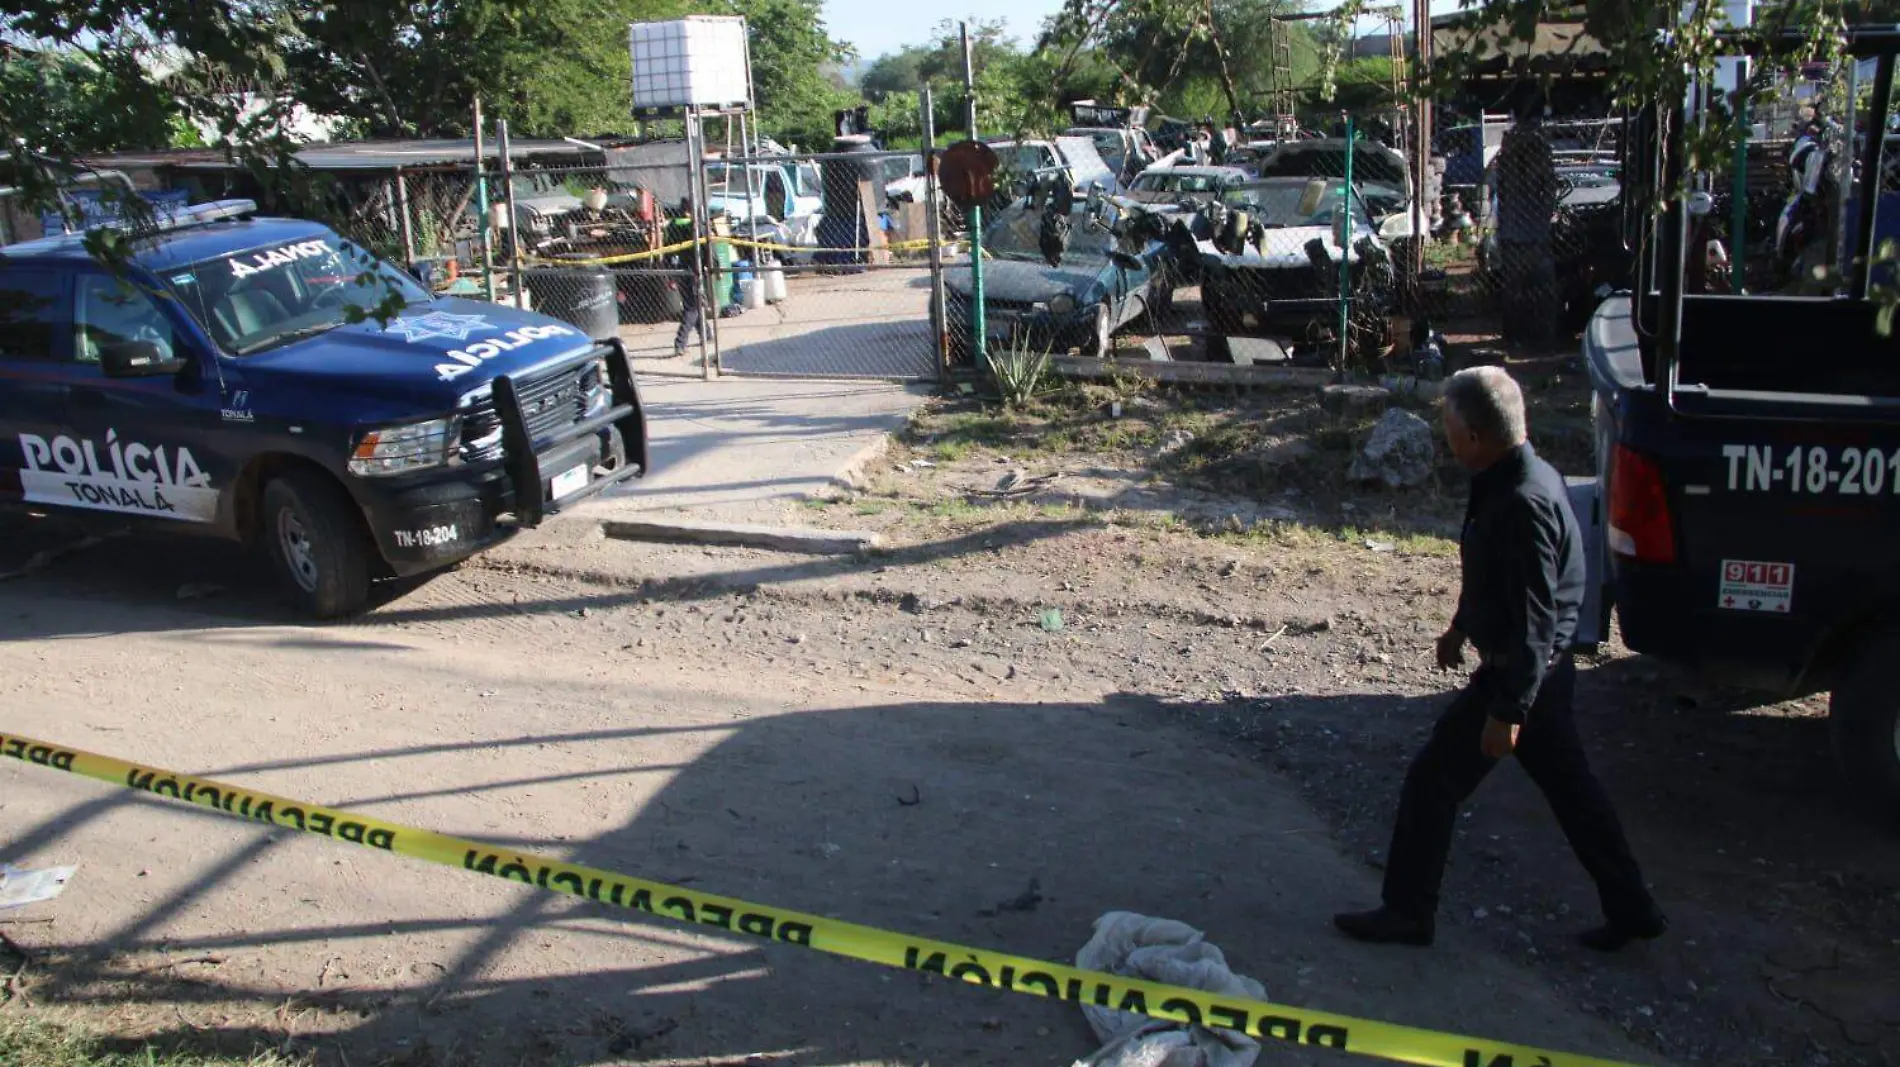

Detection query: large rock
(1349, 408), (1437, 489)
(1319, 383), (1391, 417)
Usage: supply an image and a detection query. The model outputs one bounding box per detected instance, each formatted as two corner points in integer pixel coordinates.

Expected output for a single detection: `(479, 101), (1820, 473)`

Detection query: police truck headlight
(1048, 293), (1077, 316)
(349, 417), (458, 476)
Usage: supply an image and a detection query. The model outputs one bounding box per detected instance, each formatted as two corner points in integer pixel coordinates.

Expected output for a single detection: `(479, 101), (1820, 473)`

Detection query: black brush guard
(492, 337), (648, 527)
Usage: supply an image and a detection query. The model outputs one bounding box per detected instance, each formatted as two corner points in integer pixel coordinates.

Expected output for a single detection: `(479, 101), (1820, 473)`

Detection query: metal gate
(698, 147), (946, 381)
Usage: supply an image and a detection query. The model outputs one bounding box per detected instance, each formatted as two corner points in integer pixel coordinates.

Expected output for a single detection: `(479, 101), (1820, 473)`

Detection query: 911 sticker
(1718, 560), (1792, 613)
(1722, 444), (1900, 495)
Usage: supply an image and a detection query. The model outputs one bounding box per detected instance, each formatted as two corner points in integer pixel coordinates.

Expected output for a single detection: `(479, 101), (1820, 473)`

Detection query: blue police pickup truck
(0, 200), (647, 616)
(1581, 32), (1900, 825)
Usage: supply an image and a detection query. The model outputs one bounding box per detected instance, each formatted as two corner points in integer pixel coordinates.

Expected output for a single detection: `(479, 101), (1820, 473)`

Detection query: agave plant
(990, 332), (1054, 408)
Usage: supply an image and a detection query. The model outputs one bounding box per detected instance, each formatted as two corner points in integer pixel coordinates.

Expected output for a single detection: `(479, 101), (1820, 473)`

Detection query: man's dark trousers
(1381, 655), (1657, 928)
(674, 283), (704, 352)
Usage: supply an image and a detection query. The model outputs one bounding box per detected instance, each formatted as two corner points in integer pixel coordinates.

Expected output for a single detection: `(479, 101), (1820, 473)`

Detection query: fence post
(395, 168), (416, 267)
(497, 119), (526, 310)
(473, 97), (498, 303)
(688, 111), (718, 380)
(923, 86), (949, 383)
(962, 21), (987, 374)
(1339, 114), (1353, 371)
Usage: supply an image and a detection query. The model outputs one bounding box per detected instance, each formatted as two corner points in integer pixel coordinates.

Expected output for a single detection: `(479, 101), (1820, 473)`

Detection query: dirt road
(0, 511), (1654, 1067)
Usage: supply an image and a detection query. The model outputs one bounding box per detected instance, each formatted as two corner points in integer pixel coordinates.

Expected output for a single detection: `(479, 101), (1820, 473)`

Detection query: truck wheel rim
(277, 508), (320, 593)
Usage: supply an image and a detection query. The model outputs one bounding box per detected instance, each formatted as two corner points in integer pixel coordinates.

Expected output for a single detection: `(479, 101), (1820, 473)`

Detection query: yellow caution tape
(721, 235), (950, 256)
(0, 732), (1649, 1067)
(523, 236), (948, 264)
(521, 237), (701, 267)
(523, 234), (964, 266)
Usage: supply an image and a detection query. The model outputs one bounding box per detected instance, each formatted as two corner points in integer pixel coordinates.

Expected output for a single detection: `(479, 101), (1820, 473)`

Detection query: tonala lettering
(227, 240), (331, 279)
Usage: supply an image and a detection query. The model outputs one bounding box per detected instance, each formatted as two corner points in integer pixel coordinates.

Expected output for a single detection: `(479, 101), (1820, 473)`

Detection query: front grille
(948, 290), (1042, 315)
(461, 356), (603, 462)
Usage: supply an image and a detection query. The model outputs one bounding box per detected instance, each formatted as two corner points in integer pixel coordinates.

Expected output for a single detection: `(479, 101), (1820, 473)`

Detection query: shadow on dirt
(1169, 653), (1900, 1066)
(4, 685), (1665, 1067)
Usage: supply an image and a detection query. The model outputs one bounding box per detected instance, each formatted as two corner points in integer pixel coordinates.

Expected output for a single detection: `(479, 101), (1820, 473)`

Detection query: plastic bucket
(740, 278), (766, 310)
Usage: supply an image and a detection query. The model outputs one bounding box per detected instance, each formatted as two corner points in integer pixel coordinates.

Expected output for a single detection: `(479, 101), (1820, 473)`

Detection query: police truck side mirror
(100, 341), (187, 379)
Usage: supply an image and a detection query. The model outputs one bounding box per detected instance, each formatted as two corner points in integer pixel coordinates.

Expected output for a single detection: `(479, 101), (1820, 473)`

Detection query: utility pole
(962, 20), (987, 373)
(923, 85), (949, 382)
(473, 98), (497, 302)
(497, 118), (524, 310)
(1413, 0), (1434, 288)
(961, 21), (977, 139)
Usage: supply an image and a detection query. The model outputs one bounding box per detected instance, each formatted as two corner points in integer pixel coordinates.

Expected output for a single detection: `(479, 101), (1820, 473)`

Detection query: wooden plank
(859, 180), (890, 265)
(1052, 355), (1333, 388)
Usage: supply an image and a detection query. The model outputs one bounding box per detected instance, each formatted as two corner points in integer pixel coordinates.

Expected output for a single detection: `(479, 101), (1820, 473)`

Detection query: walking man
(1334, 367), (1667, 953)
(668, 199), (706, 358)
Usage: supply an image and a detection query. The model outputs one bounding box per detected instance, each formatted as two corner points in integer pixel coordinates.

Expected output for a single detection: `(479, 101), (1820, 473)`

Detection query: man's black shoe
(1333, 907), (1434, 946)
(1578, 915), (1668, 953)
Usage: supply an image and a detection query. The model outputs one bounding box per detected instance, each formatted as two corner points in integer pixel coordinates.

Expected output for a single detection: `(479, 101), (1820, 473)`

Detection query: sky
(823, 0), (1059, 63)
(825, 0), (1479, 69)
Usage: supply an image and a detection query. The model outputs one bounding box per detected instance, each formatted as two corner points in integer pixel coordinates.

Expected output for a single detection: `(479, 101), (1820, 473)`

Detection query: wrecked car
(1194, 177), (1393, 340)
(1253, 138), (1415, 239)
(941, 204), (1171, 359)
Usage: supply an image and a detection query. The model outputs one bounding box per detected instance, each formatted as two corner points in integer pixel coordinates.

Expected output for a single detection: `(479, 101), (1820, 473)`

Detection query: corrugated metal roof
(1434, 21), (1606, 62)
(81, 136), (646, 174)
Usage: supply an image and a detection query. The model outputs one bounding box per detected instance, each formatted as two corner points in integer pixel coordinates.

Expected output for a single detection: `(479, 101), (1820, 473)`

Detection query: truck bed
(1585, 296), (1900, 692)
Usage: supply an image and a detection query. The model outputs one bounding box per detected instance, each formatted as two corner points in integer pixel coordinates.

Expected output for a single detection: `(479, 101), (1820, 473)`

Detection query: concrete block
(601, 518), (880, 555)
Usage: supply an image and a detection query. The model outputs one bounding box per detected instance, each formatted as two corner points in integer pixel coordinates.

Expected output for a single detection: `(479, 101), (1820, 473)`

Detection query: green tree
(853, 20), (1049, 137)
(720, 0), (857, 147)
(0, 45), (190, 154)
(280, 0), (694, 139)
(1072, 0), (1320, 121)
(1318, 56), (1398, 116)
(860, 46), (932, 101)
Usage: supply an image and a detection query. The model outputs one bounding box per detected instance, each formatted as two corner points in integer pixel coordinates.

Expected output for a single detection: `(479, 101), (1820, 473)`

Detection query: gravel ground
(0, 370), (1894, 1067)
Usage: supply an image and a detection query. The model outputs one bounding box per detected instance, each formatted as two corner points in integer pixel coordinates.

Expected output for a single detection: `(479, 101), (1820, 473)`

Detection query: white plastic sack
(1071, 911), (1267, 1067)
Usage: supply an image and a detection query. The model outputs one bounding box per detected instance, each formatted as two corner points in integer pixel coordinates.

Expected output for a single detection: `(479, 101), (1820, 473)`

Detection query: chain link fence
(700, 148), (940, 380)
(1416, 112), (1623, 349)
(297, 95), (1821, 383)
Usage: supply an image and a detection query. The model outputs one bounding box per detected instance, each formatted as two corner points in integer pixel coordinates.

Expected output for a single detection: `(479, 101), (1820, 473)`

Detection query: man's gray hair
(1444, 366), (1528, 446)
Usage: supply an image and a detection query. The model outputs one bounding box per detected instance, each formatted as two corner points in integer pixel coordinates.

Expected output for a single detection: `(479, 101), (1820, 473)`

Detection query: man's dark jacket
(1452, 444), (1586, 724)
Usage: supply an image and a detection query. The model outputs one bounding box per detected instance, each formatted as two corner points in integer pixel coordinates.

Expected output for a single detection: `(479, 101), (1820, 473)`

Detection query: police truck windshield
(163, 233), (429, 355)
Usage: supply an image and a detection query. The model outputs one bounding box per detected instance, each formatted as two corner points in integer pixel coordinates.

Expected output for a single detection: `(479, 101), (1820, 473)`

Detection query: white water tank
(630, 17), (752, 111)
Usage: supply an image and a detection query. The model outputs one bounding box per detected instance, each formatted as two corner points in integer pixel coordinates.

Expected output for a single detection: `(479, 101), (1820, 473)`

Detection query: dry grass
(0, 1018), (310, 1067)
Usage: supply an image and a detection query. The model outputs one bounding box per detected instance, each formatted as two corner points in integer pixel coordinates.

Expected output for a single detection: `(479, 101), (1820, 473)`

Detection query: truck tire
(262, 470), (372, 619)
(1828, 633), (1900, 827)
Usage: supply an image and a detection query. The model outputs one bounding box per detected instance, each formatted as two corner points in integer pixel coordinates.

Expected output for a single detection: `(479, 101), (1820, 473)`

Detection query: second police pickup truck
(1583, 28), (1900, 823)
(0, 200), (647, 616)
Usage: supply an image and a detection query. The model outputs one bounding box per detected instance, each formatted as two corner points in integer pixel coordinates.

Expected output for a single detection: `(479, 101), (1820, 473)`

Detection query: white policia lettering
(15, 431), (218, 522)
(434, 324), (580, 381)
(227, 240), (331, 279)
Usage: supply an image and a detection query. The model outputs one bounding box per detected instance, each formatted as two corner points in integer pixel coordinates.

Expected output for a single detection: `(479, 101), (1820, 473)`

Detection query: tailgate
(1630, 408), (1900, 671)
